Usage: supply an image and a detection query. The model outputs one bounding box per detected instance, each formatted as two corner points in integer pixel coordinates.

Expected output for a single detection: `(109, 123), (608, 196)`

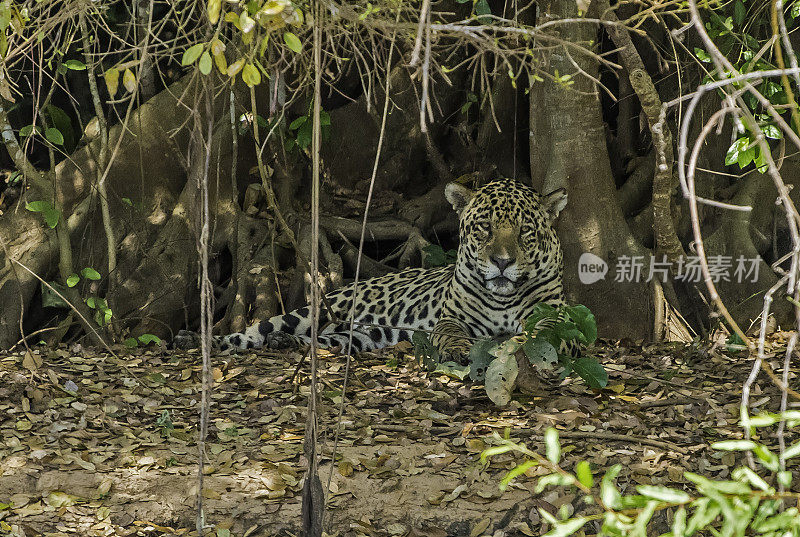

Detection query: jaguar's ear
(542, 188), (568, 220)
(445, 182), (475, 215)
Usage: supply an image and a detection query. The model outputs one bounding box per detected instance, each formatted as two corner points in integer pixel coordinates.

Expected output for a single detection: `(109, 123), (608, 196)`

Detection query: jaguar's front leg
(431, 317), (473, 365)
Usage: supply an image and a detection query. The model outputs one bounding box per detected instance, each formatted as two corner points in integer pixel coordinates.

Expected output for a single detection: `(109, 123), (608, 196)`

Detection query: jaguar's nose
(491, 256), (515, 271)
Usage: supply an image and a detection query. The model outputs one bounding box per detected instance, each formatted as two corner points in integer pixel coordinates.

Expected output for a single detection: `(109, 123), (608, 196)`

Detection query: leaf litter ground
(0, 334), (797, 537)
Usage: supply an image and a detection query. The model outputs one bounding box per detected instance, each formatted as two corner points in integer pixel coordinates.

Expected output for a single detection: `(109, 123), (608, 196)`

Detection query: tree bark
(529, 0), (653, 339)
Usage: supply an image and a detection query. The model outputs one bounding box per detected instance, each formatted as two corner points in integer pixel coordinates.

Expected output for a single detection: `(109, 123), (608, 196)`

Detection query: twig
(8, 257), (114, 355)
(517, 429), (688, 454)
(194, 75), (215, 537)
(777, 333), (795, 493)
(408, 0), (431, 67)
(79, 11), (115, 276)
(303, 1), (325, 534)
(326, 15), (400, 522)
(638, 396), (704, 409)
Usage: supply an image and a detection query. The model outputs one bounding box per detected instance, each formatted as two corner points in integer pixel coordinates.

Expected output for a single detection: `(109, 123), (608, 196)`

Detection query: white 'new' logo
(578, 252), (608, 284)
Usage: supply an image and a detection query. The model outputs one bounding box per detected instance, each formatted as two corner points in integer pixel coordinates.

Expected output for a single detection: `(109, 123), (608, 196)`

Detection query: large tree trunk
(529, 0), (653, 339)
(0, 77), (201, 347)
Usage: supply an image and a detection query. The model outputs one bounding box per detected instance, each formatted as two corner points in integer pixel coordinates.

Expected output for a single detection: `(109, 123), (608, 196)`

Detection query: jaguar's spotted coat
(177, 179), (568, 361)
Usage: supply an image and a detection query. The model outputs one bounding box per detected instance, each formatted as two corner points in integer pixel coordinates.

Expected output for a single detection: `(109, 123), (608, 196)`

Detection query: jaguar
(174, 178), (568, 362)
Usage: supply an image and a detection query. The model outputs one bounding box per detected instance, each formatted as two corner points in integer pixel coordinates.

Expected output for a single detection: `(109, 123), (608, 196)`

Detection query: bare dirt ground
(0, 334), (796, 537)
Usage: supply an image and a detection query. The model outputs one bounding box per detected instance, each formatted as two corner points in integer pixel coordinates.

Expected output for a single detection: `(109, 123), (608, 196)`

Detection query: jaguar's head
(445, 179), (567, 296)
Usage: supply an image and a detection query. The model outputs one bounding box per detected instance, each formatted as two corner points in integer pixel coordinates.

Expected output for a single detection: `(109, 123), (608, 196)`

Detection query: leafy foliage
(25, 200), (60, 229)
(422, 244), (458, 267)
(695, 0), (797, 172)
(482, 420), (800, 537)
(412, 304), (605, 405)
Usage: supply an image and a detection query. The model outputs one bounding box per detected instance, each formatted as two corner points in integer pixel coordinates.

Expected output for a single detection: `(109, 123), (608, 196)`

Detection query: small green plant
(460, 91), (478, 114)
(86, 296), (112, 326)
(482, 418), (800, 537)
(522, 302), (606, 387)
(123, 334), (162, 348)
(412, 303), (606, 405)
(25, 200), (60, 229)
(422, 244), (458, 267)
(692, 1), (797, 173)
(468, 303), (606, 405)
(156, 410), (174, 439)
(285, 108), (330, 152)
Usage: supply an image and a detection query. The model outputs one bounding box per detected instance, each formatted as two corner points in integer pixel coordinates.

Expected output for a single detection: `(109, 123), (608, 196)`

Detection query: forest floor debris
(0, 334), (797, 536)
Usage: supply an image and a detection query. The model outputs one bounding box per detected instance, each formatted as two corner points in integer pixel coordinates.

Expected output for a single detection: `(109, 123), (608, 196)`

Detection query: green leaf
(45, 105), (76, 152)
(572, 356), (608, 388)
(41, 281), (69, 309)
(535, 473), (576, 494)
(283, 31), (302, 53)
(499, 460), (537, 491)
(600, 464), (622, 509)
(412, 330), (438, 369)
(422, 244), (457, 267)
(711, 439), (758, 451)
(575, 460), (593, 489)
(26, 200), (51, 212)
(198, 51), (212, 75)
(523, 337), (558, 367)
(468, 339), (496, 382)
(296, 119), (312, 149)
(484, 352), (517, 406)
(686, 498), (720, 535)
(45, 127), (64, 145)
(207, 0), (222, 24)
(753, 443), (779, 471)
(181, 43), (204, 66)
(64, 59), (86, 70)
(524, 302), (558, 331)
(738, 144), (755, 168)
(694, 47), (711, 63)
(567, 304), (597, 344)
(672, 506), (687, 537)
(635, 485), (691, 503)
(763, 124), (782, 139)
(289, 115), (307, 130)
(66, 274), (80, 287)
(42, 207), (60, 228)
(319, 110), (331, 126)
(81, 267), (101, 280)
(734, 0), (746, 26)
(725, 137), (748, 166)
(748, 413), (779, 427)
(86, 296), (96, 309)
(542, 517), (587, 537)
(544, 427), (560, 464)
(124, 337), (138, 348)
(783, 440), (800, 459)
(242, 63), (261, 87)
(433, 361), (470, 380)
(104, 67), (120, 98)
(138, 334), (162, 345)
(474, 0), (491, 22)
(731, 466), (770, 491)
(19, 124), (35, 137)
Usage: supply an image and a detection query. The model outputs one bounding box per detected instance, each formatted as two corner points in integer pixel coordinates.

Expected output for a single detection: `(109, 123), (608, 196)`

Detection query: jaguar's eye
(521, 224), (535, 235)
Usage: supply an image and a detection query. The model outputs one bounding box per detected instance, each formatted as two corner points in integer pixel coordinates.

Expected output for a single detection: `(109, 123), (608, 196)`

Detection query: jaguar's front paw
(438, 339), (472, 365)
(170, 330), (200, 350)
(266, 330), (300, 349)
